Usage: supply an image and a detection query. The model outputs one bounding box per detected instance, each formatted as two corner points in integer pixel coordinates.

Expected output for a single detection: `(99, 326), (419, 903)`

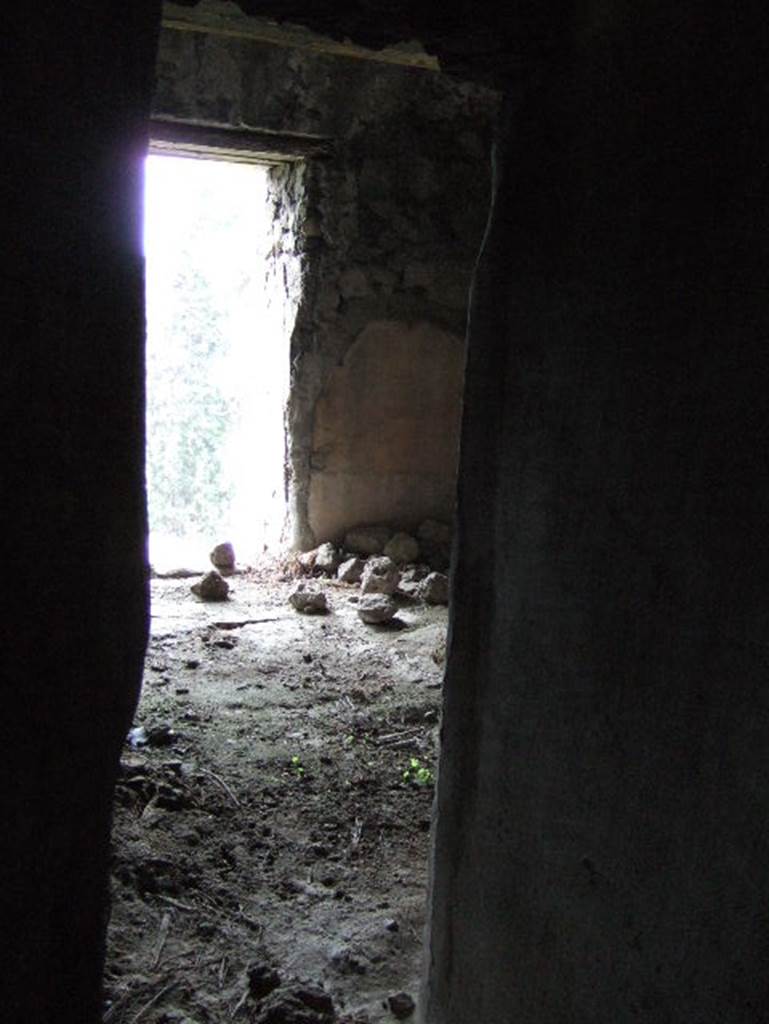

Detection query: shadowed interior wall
(424, 9), (769, 1022)
(309, 320), (465, 541)
(3, 4), (769, 1024)
(0, 5), (161, 1022)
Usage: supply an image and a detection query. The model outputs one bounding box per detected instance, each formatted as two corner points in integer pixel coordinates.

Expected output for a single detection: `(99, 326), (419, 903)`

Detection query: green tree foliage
(145, 161), (247, 540)
(145, 155), (271, 549)
(146, 257), (235, 538)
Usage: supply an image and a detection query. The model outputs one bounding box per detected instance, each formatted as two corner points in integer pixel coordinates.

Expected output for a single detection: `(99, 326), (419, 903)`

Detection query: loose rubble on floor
(284, 522), (451, 626)
(106, 523), (451, 1024)
(191, 571), (230, 602)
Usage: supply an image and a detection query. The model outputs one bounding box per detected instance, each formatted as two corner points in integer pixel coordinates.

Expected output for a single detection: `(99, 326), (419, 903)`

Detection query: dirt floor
(105, 561), (447, 1024)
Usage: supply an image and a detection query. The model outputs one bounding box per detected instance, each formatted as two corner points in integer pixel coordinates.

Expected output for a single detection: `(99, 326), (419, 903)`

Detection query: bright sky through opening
(143, 154), (286, 570)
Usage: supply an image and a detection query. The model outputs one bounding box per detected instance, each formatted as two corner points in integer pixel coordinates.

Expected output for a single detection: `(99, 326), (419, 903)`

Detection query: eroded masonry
(152, 22), (499, 550)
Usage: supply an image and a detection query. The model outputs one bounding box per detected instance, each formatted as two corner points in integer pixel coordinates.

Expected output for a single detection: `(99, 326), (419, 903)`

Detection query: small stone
(127, 726), (147, 748)
(397, 581), (423, 598)
(294, 986), (334, 1014)
(337, 556), (365, 584)
(419, 571), (449, 605)
(344, 524), (392, 556)
(402, 563), (430, 582)
(361, 556), (400, 596)
(388, 992), (415, 1019)
(289, 582), (329, 615)
(190, 570), (229, 601)
(297, 549), (317, 571)
(357, 593), (397, 624)
(247, 962), (282, 999)
(397, 564), (430, 596)
(314, 542), (340, 575)
(146, 724), (176, 747)
(383, 532), (420, 564)
(209, 541), (235, 571)
(330, 946), (367, 975)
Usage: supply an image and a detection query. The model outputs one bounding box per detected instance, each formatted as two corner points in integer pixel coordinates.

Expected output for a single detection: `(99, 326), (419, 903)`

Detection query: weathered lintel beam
(149, 118), (334, 163)
(161, 0), (440, 72)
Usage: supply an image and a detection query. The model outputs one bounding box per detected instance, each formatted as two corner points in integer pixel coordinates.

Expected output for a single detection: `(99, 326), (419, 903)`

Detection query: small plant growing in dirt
(289, 754), (305, 779)
(402, 757), (433, 786)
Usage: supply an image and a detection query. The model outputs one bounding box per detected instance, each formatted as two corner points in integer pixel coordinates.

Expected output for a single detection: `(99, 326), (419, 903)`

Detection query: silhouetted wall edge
(0, 5), (162, 1022)
(424, 9), (769, 1022)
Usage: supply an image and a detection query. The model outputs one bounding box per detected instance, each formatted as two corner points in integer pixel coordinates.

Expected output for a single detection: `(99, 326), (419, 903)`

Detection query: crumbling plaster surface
(153, 27), (498, 547)
(309, 320), (465, 542)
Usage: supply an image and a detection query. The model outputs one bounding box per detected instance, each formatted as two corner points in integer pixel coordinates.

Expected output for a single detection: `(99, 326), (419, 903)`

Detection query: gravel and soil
(105, 560), (446, 1024)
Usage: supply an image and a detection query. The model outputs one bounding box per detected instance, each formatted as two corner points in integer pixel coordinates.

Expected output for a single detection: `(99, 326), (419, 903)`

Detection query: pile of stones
(289, 520), (451, 625)
(189, 542), (238, 601)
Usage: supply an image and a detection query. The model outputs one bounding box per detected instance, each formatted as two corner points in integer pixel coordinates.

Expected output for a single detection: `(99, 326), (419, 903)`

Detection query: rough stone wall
(170, 0), (558, 84)
(153, 27), (498, 546)
(264, 161), (307, 543)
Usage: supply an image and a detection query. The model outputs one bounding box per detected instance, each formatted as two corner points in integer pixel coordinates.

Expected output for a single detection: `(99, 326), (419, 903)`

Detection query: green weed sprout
(402, 757), (433, 786)
(290, 754), (305, 779)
